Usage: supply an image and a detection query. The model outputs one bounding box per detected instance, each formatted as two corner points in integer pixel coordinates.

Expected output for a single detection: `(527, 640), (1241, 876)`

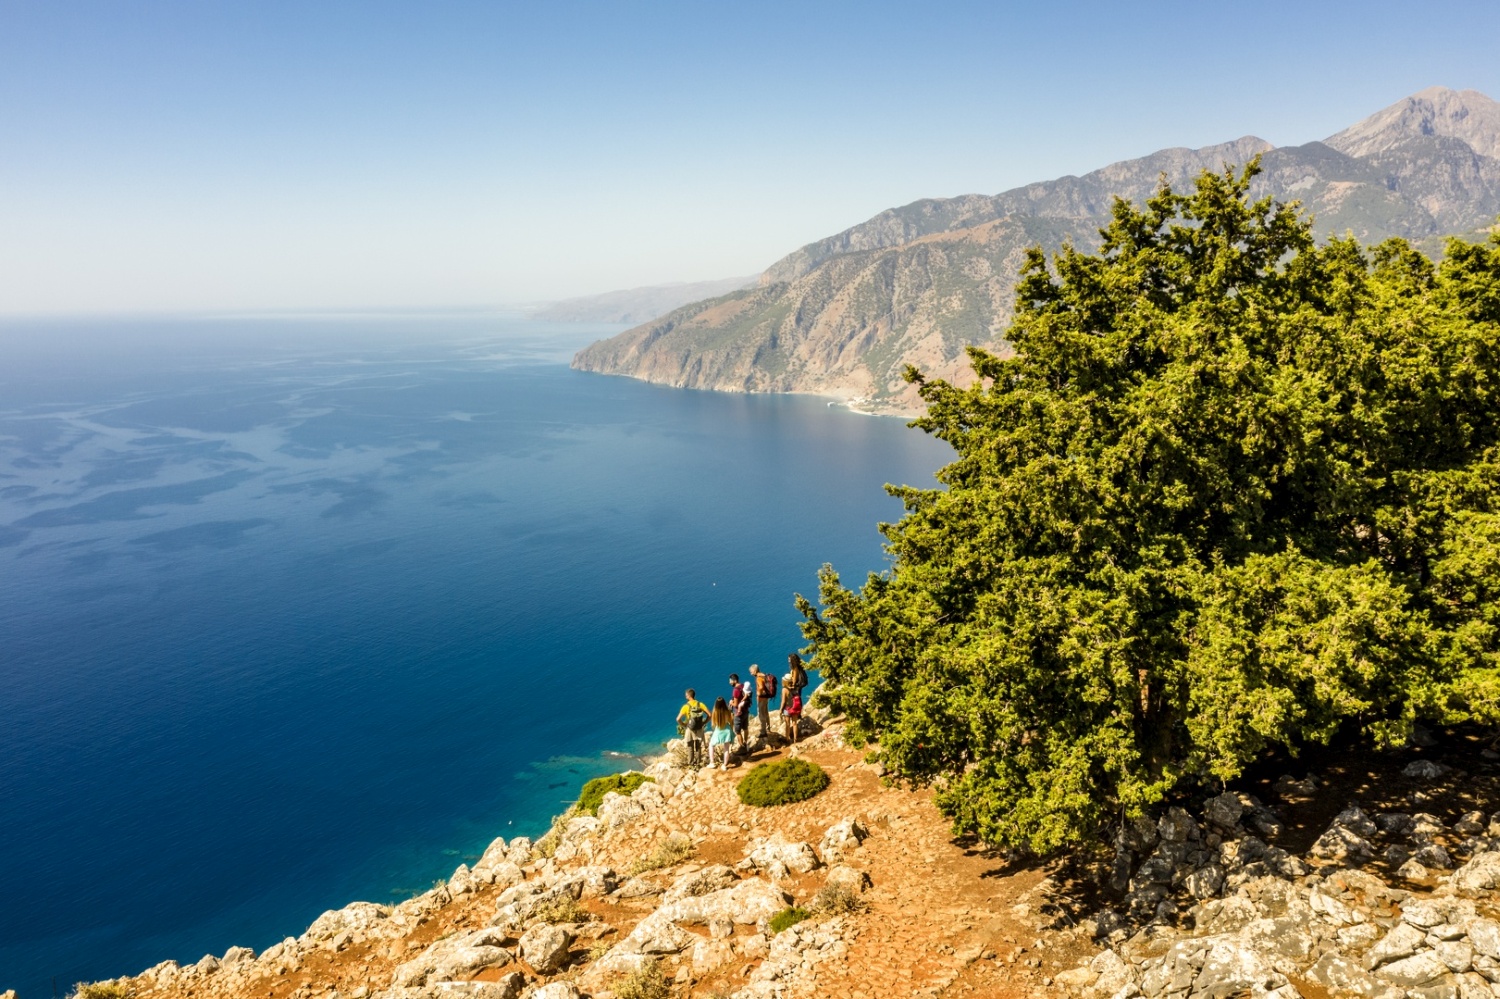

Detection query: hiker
(784, 687), (803, 744)
(677, 688), (710, 767)
(783, 654), (808, 742)
(729, 673), (752, 752)
(751, 663), (777, 743)
(708, 697), (736, 770)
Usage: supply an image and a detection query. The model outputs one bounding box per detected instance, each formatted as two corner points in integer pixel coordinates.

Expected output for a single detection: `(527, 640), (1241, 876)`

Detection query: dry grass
(626, 834), (694, 876)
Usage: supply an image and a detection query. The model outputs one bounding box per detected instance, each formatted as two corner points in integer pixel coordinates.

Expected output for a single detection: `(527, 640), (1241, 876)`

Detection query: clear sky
(1, 0), (1498, 314)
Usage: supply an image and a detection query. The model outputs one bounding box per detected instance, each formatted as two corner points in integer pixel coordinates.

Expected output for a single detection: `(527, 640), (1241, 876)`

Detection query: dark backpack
(686, 709), (708, 734)
(758, 673), (777, 698)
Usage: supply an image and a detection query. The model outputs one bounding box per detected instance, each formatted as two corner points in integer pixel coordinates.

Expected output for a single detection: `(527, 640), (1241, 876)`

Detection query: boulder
(1416, 844), (1455, 869)
(1157, 807), (1199, 844)
(614, 912), (697, 955)
(1375, 952), (1453, 988)
(1310, 823), (1375, 865)
(196, 955), (220, 975)
(819, 818), (869, 863)
(1203, 793), (1244, 830)
(690, 937), (736, 973)
(303, 901), (399, 945)
(503, 837), (533, 865)
(528, 984), (581, 999)
(519, 923), (574, 974)
(1307, 952), (1403, 999)
(1404, 760), (1451, 780)
(1457, 812), (1487, 836)
(825, 865), (872, 893)
(1467, 918), (1500, 960)
(1436, 940), (1475, 974)
(1453, 853), (1500, 896)
(657, 878), (791, 925)
(596, 792), (646, 829)
(663, 864), (738, 902)
(391, 929), (513, 987)
(1193, 937), (1287, 999)
(222, 946), (254, 966)
(747, 837), (820, 875)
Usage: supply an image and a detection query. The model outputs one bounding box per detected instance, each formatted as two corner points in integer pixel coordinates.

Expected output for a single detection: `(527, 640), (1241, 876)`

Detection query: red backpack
(758, 672), (777, 698)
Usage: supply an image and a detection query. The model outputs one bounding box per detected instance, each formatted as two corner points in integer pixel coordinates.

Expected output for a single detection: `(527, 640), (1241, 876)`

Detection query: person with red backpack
(729, 673), (752, 752)
(750, 664), (777, 744)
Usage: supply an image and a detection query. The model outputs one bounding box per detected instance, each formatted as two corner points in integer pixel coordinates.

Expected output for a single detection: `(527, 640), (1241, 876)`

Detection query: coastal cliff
(572, 87), (1500, 415)
(64, 711), (1500, 999)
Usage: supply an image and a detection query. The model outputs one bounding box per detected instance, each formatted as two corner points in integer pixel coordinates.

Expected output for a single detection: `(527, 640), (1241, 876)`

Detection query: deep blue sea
(0, 314), (948, 995)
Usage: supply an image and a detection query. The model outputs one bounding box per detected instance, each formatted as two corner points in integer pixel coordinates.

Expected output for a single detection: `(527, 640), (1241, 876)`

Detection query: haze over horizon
(2, 0), (1499, 316)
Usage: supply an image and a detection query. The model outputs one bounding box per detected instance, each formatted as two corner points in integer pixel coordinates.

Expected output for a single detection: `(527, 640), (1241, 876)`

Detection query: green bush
(798, 163), (1500, 854)
(613, 957), (671, 999)
(577, 772), (654, 816)
(768, 906), (809, 934)
(736, 758), (829, 807)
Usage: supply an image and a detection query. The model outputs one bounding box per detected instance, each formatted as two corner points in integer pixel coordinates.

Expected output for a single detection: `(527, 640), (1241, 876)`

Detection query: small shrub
(768, 906), (809, 934)
(810, 882), (866, 915)
(75, 984), (130, 999)
(532, 893), (589, 924)
(587, 939), (613, 962)
(627, 833), (694, 875)
(577, 772), (654, 816)
(614, 957), (671, 999)
(736, 758), (829, 807)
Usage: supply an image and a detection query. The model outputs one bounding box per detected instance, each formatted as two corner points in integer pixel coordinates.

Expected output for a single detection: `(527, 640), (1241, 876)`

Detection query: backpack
(758, 672), (777, 698)
(686, 709), (708, 734)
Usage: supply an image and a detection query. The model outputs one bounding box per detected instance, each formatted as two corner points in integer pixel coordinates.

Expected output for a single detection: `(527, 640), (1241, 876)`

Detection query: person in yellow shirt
(677, 688), (710, 768)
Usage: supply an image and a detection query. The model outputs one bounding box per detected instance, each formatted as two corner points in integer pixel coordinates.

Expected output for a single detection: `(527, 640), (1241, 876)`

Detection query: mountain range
(572, 87), (1500, 414)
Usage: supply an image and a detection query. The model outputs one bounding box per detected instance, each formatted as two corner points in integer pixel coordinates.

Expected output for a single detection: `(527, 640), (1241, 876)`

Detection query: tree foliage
(797, 162), (1500, 854)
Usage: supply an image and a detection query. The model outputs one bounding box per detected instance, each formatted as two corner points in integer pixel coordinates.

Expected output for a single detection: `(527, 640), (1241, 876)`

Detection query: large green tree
(798, 162), (1500, 853)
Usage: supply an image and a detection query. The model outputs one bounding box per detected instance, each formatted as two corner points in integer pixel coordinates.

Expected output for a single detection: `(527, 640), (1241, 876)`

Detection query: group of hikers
(674, 653), (810, 770)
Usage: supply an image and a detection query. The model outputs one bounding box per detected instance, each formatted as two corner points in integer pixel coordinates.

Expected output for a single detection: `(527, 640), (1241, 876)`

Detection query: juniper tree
(797, 161), (1500, 853)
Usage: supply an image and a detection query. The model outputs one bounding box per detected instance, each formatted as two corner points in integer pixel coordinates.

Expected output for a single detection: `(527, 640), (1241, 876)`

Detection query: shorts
(734, 713), (749, 733)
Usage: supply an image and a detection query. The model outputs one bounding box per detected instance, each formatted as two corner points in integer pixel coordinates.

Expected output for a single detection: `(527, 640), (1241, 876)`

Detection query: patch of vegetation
(810, 882), (866, 916)
(626, 833), (694, 876)
(613, 957), (671, 999)
(768, 906), (809, 934)
(577, 772), (654, 816)
(532, 893), (589, 924)
(74, 984), (130, 999)
(799, 161), (1500, 854)
(587, 939), (613, 962)
(736, 758), (830, 807)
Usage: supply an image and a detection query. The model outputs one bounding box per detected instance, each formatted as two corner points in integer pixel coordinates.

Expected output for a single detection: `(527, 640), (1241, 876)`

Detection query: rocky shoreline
(39, 712), (1500, 999)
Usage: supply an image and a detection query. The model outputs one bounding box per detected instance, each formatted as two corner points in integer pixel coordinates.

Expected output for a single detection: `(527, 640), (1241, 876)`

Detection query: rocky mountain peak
(1325, 86), (1500, 160)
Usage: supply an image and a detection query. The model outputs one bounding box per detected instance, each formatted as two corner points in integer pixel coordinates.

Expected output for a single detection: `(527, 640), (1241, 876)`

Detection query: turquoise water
(0, 314), (948, 995)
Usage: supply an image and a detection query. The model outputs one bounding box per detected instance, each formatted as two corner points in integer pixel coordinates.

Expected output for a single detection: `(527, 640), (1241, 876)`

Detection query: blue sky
(1, 0), (1497, 313)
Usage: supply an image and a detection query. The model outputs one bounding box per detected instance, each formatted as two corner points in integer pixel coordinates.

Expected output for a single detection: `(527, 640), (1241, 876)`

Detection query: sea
(0, 314), (950, 995)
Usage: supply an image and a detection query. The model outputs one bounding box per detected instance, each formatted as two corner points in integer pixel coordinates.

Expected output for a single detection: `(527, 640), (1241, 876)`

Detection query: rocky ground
(58, 716), (1500, 999)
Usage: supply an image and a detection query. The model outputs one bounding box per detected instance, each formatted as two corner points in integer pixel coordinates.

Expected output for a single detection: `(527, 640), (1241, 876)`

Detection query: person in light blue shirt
(708, 697), (736, 770)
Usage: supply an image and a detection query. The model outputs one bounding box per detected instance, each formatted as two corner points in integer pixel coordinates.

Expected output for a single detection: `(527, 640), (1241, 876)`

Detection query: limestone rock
(691, 937), (736, 973)
(1203, 793), (1244, 831)
(303, 901), (400, 946)
(1453, 853), (1500, 896)
(1311, 822), (1375, 865)
(1157, 807), (1199, 844)
(519, 923), (574, 974)
(747, 837), (820, 874)
(527, 983), (581, 999)
(1376, 951), (1453, 987)
(222, 945), (254, 965)
(825, 865), (872, 893)
(1468, 918), (1500, 960)
(596, 792), (646, 830)
(391, 928), (513, 987)
(614, 912), (697, 955)
(1404, 760), (1452, 780)
(663, 864), (738, 902)
(1308, 952), (1402, 999)
(657, 877), (791, 925)
(819, 817), (868, 863)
